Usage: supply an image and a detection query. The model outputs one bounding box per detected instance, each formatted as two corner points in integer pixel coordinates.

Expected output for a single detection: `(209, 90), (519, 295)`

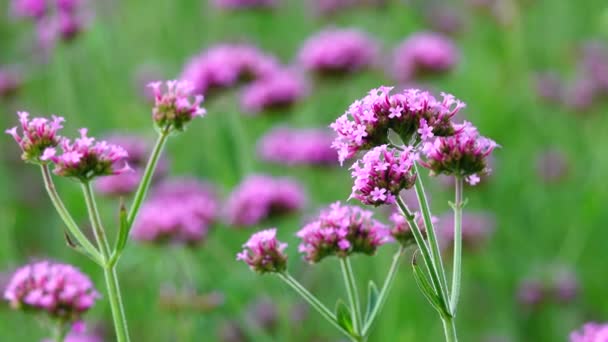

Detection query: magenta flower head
(257, 126), (337, 166)
(350, 145), (417, 206)
(516, 278), (545, 308)
(296, 202), (390, 263)
(241, 70), (307, 114)
(237, 228), (288, 274)
(4, 261), (99, 322)
(392, 32), (459, 82)
(298, 28), (378, 76)
(11, 0), (47, 19)
(570, 322), (608, 342)
(148, 80), (206, 133)
(6, 111), (65, 163)
(131, 178), (218, 246)
(389, 210), (437, 246)
(422, 121), (497, 185)
(212, 0), (277, 10)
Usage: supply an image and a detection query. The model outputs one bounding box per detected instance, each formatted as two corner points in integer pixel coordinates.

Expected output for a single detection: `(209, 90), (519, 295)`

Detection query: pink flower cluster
(422, 121), (497, 185)
(570, 323), (608, 341)
(132, 178), (218, 246)
(517, 267), (579, 308)
(298, 28), (377, 75)
(350, 145), (417, 206)
(225, 175), (306, 227)
(392, 32), (459, 82)
(330, 86), (465, 164)
(389, 210), (437, 246)
(237, 228), (288, 274)
(296, 202), (389, 263)
(4, 261), (99, 321)
(5, 111), (64, 163)
(149, 80), (206, 132)
(241, 70), (307, 113)
(257, 126), (337, 166)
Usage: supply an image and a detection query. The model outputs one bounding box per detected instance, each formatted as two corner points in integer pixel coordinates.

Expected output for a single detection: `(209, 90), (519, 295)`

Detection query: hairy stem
(450, 177), (464, 314)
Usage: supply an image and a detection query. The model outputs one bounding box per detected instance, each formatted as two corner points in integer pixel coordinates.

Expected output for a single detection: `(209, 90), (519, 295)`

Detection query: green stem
(450, 177), (464, 314)
(52, 323), (68, 342)
(340, 258), (362, 335)
(441, 315), (458, 342)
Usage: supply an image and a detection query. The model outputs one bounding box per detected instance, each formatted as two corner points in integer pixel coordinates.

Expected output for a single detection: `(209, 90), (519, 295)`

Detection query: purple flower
(437, 211), (495, 251)
(218, 320), (247, 342)
(132, 178), (218, 246)
(42, 325), (104, 342)
(422, 121), (497, 185)
(570, 322), (608, 341)
(534, 72), (563, 103)
(298, 28), (377, 75)
(6, 111), (65, 163)
(516, 278), (545, 308)
(149, 80), (206, 132)
(296, 202), (390, 263)
(392, 32), (459, 82)
(563, 77), (598, 111)
(0, 68), (22, 99)
(241, 70), (307, 113)
(237, 228), (288, 274)
(11, 0), (47, 19)
(4, 261), (99, 322)
(247, 297), (278, 332)
(225, 175), (306, 227)
(257, 126), (337, 166)
(309, 0), (386, 16)
(350, 145), (417, 206)
(424, 6), (463, 36)
(580, 41), (608, 92)
(389, 210), (437, 246)
(535, 148), (568, 184)
(552, 270), (579, 303)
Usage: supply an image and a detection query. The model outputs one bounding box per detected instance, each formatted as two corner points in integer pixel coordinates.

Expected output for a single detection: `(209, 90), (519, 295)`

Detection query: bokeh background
(2, 0), (608, 341)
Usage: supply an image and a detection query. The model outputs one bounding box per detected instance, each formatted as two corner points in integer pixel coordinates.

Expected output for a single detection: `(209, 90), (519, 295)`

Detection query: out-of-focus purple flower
(424, 7), (463, 35)
(149, 80), (206, 132)
(535, 148), (568, 184)
(296, 202), (390, 263)
(309, 0), (386, 16)
(257, 126), (337, 166)
(180, 44), (280, 96)
(212, 0), (277, 10)
(437, 211), (495, 251)
(6, 111), (65, 163)
(392, 32), (459, 82)
(11, 0), (47, 19)
(0, 68), (22, 99)
(241, 70), (307, 113)
(330, 86), (464, 164)
(225, 175), (306, 227)
(389, 210), (437, 246)
(581, 41), (608, 92)
(570, 322), (608, 342)
(247, 297), (278, 332)
(298, 28), (378, 75)
(237, 228), (288, 274)
(563, 77), (598, 112)
(350, 145), (417, 206)
(132, 178), (218, 246)
(218, 320), (246, 342)
(534, 72), (563, 103)
(516, 278), (545, 308)
(4, 261), (99, 322)
(551, 269), (579, 304)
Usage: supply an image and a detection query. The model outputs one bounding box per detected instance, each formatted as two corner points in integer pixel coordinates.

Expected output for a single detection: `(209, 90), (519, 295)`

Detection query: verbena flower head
(4, 261), (99, 322)
(6, 111), (65, 163)
(298, 28), (377, 75)
(41, 128), (130, 182)
(517, 278), (545, 308)
(330, 86), (465, 164)
(570, 322), (608, 342)
(212, 0), (277, 10)
(422, 121), (497, 185)
(392, 32), (459, 82)
(350, 145), (417, 206)
(257, 126), (337, 166)
(389, 210), (437, 246)
(553, 269), (579, 303)
(241, 70), (307, 113)
(132, 178), (218, 246)
(237, 228), (288, 274)
(225, 175), (306, 227)
(11, 0), (47, 19)
(247, 297), (279, 332)
(296, 202), (389, 263)
(149, 80), (206, 132)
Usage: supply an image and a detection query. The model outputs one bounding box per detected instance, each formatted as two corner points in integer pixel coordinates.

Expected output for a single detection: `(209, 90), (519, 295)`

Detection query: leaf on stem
(63, 230), (102, 266)
(114, 198), (129, 256)
(364, 280), (379, 324)
(412, 251), (450, 317)
(335, 299), (356, 336)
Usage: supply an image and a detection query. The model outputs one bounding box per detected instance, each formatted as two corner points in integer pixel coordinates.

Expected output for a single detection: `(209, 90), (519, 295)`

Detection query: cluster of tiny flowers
(237, 228), (288, 274)
(350, 145), (417, 206)
(0, 67), (21, 99)
(296, 202), (389, 263)
(570, 322), (608, 341)
(149, 80), (206, 132)
(257, 126), (337, 166)
(132, 178), (218, 246)
(4, 261), (99, 322)
(180, 44), (280, 95)
(389, 210), (438, 246)
(437, 211), (495, 251)
(298, 28), (377, 75)
(392, 32), (459, 82)
(95, 135), (169, 196)
(422, 121), (497, 185)
(5, 111), (65, 163)
(41, 128), (130, 181)
(330, 86), (465, 164)
(225, 175), (306, 227)
(241, 71), (307, 113)
(212, 0), (277, 9)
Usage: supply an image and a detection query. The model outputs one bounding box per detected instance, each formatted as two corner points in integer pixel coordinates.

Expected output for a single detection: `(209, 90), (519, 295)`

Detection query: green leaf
(111, 199), (129, 264)
(364, 280), (380, 323)
(411, 252), (449, 317)
(63, 231), (102, 266)
(335, 300), (355, 335)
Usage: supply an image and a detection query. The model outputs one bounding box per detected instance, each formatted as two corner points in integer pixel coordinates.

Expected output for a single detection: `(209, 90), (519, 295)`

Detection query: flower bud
(237, 228), (288, 274)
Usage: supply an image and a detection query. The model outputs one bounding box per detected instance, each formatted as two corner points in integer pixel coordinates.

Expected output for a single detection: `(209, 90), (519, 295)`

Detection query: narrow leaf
(335, 300), (355, 335)
(364, 280), (380, 323)
(115, 198), (129, 254)
(412, 252), (448, 317)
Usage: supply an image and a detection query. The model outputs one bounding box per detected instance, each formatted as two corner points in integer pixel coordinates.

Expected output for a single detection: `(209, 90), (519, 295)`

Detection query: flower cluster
(241, 70), (307, 113)
(212, 0), (277, 9)
(257, 126), (337, 166)
(132, 178), (218, 246)
(330, 86), (465, 164)
(5, 111), (65, 163)
(437, 211), (495, 251)
(149, 80), (206, 132)
(296, 202), (389, 263)
(517, 267), (579, 308)
(0, 67), (21, 99)
(298, 28), (377, 75)
(392, 32), (459, 82)
(4, 261), (99, 322)
(237, 228), (288, 274)
(350, 145), (417, 206)
(389, 210), (437, 246)
(570, 322), (608, 341)
(225, 175), (306, 227)
(422, 121), (497, 185)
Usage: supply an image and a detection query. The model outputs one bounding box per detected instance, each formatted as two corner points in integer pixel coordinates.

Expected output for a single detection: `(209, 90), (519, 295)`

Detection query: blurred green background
(2, 0), (608, 341)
